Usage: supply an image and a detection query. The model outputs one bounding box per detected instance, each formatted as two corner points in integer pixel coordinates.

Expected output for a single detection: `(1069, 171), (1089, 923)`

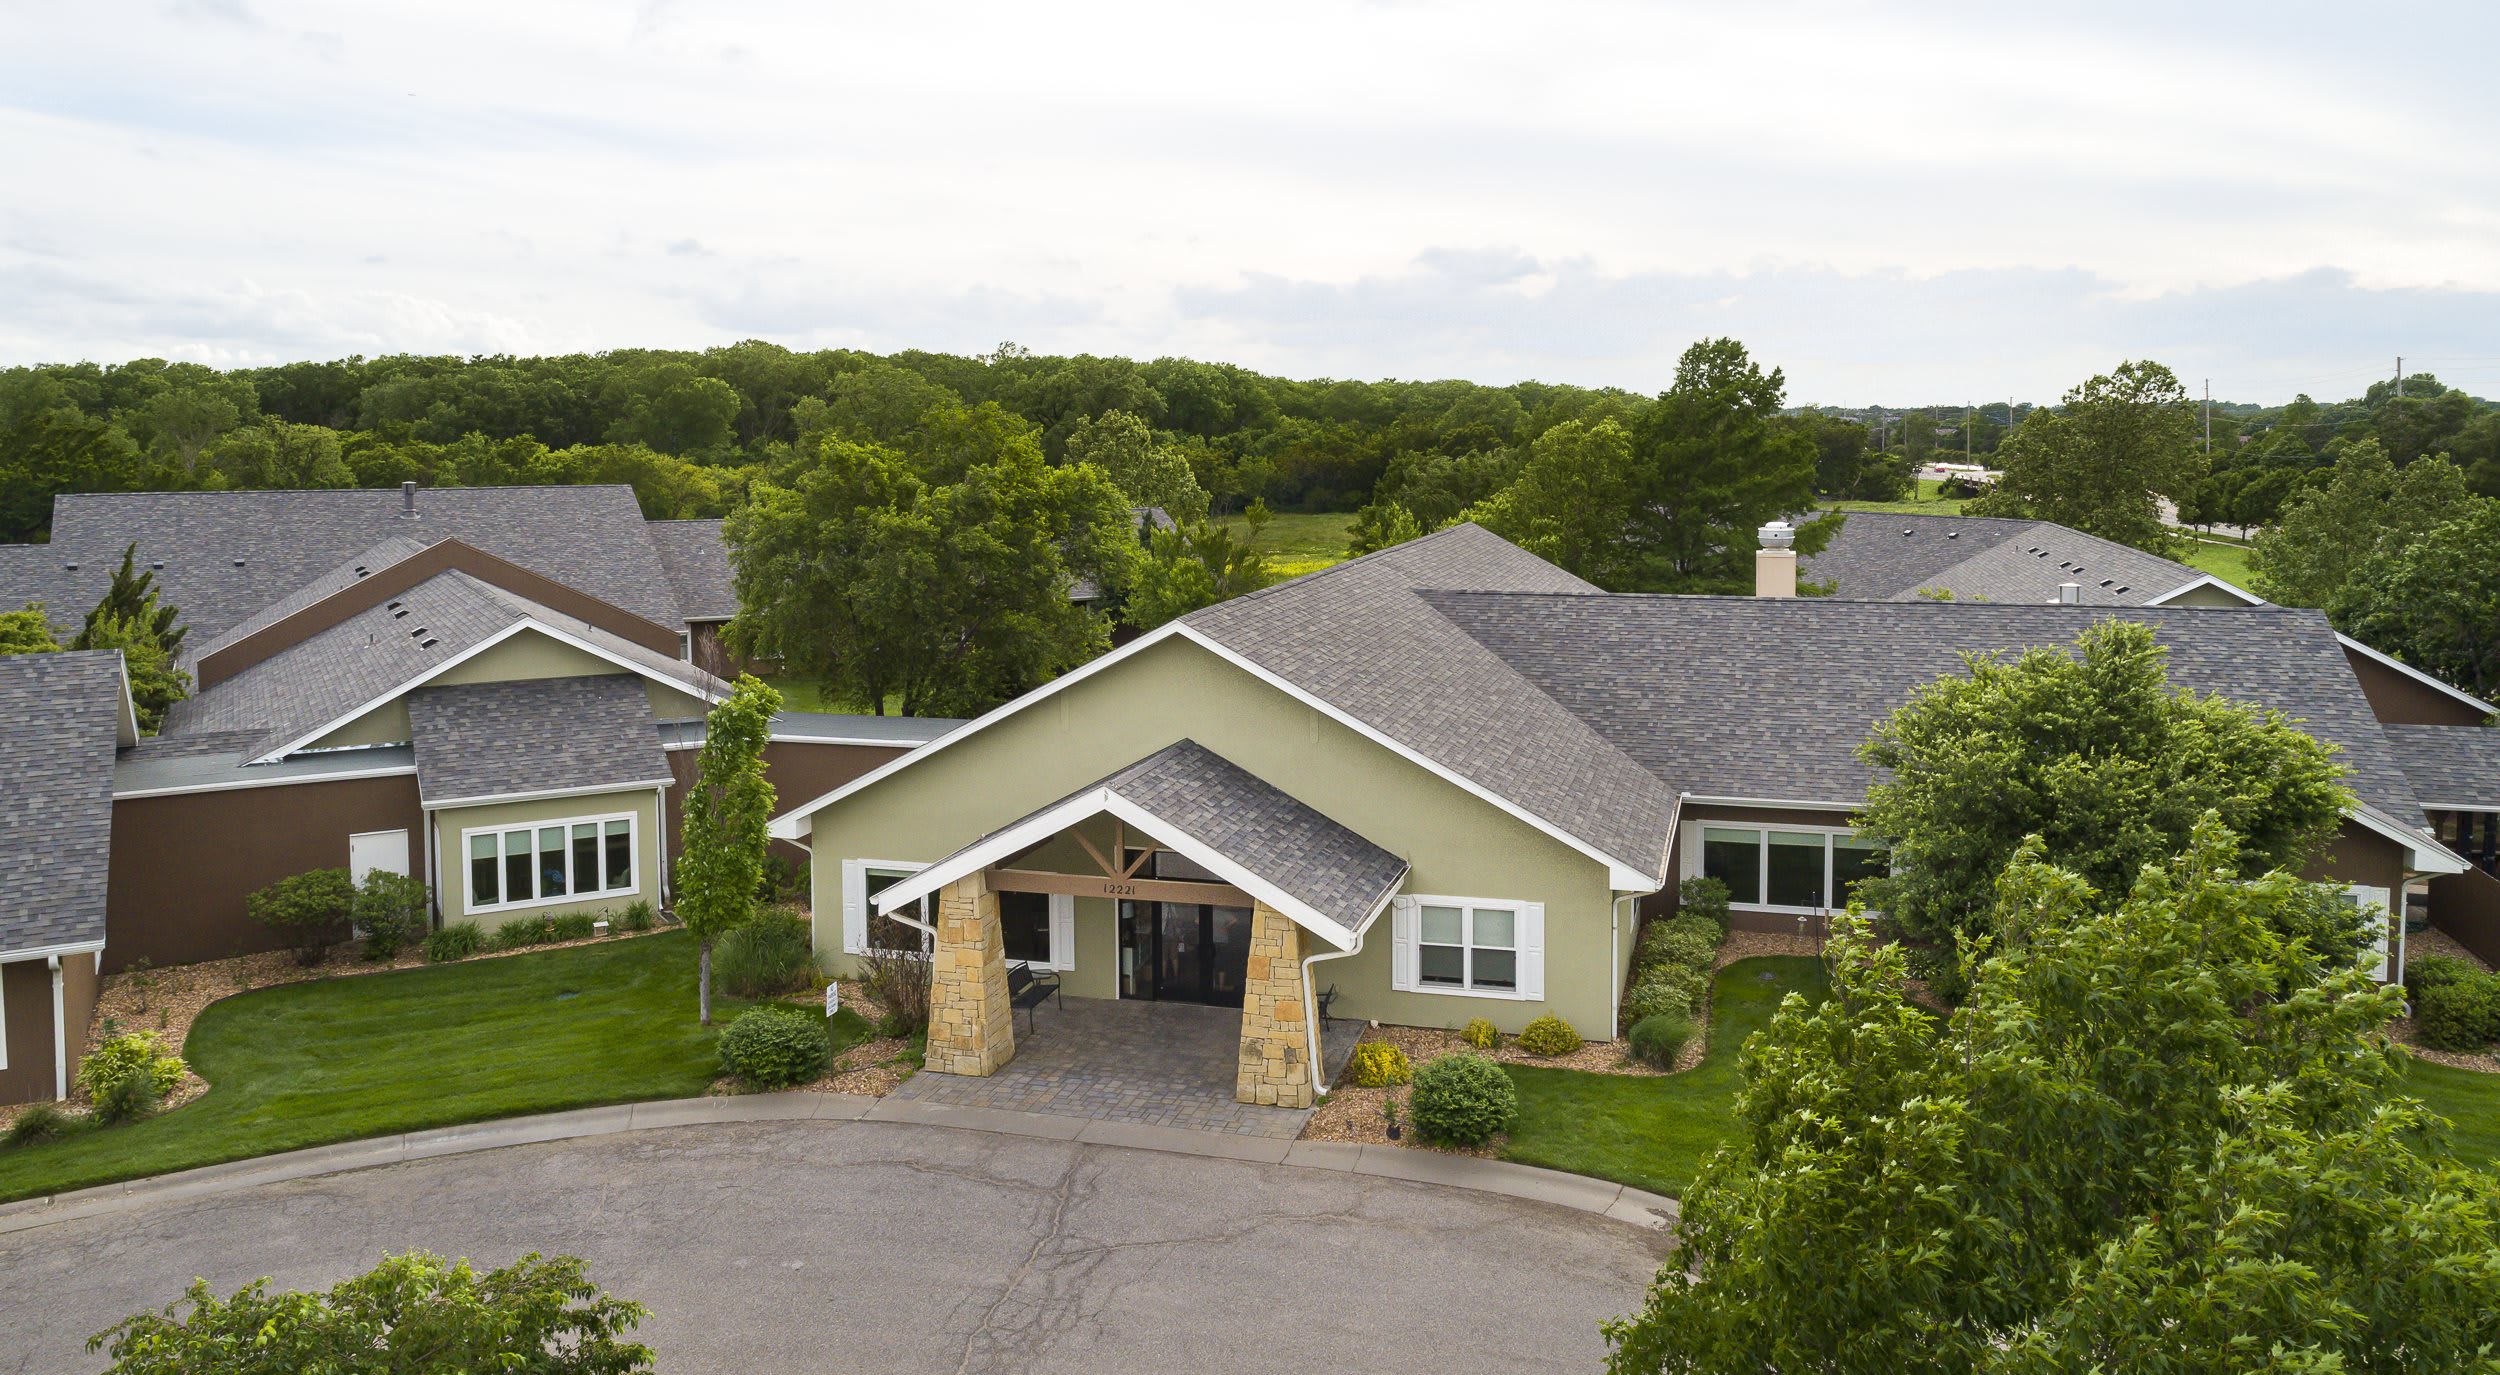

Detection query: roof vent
(391, 608), (409, 619)
(1946, 531), (1958, 539)
(233, 557), (246, 567)
(400, 480), (419, 517)
(354, 565), (369, 578)
(149, 561), (163, 571)
(419, 637), (438, 649)
(1901, 528), (1913, 537)
(410, 626), (428, 638)
(2115, 585), (2130, 594)
(2034, 549), (2048, 558)
(62, 561), (76, 572)
(2099, 578), (2115, 587)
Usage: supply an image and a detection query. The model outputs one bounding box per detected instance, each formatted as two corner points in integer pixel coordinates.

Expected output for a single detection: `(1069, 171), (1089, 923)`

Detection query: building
(774, 519), (2483, 1112)
(0, 484), (952, 1103)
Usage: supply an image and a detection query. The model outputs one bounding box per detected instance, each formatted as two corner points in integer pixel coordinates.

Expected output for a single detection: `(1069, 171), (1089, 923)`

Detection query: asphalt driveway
(0, 1120), (1667, 1373)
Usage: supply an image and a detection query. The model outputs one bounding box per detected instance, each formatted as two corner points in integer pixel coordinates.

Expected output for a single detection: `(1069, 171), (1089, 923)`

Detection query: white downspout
(1301, 912), (1375, 1098)
(1610, 893), (1635, 1040)
(48, 956), (67, 1101)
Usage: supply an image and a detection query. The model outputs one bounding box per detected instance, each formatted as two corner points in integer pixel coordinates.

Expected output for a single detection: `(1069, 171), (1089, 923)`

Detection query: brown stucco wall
(106, 774), (425, 972)
(2343, 647), (2488, 727)
(59, 950), (97, 1094)
(0, 959), (58, 1105)
(662, 739), (914, 880)
(2430, 868), (2500, 969)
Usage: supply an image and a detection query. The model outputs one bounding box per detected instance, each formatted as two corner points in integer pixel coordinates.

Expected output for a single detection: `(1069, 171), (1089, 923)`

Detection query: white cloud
(2, 0), (2495, 400)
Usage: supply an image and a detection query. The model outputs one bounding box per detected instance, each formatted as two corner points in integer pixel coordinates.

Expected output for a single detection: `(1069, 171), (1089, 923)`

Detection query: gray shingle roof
(185, 536), (434, 669)
(114, 738), (416, 796)
(163, 569), (727, 759)
(645, 520), (739, 622)
(407, 675), (669, 806)
(1185, 523), (1680, 877)
(2385, 725), (2500, 810)
(0, 651), (126, 952)
(1802, 512), (2219, 605)
(19, 486), (684, 644)
(1422, 593), (2427, 826)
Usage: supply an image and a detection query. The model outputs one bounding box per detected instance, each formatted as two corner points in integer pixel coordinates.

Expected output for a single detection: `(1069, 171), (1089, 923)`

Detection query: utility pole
(2396, 355), (2404, 399)
(2203, 378), (2211, 455)
(1964, 403), (1971, 463)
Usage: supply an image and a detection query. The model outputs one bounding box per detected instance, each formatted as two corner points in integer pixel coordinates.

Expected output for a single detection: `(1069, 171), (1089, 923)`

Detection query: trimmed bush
(1515, 1014), (1582, 1057)
(1460, 1017), (1499, 1050)
(247, 867), (356, 965)
(1628, 1013), (1697, 1069)
(1677, 875), (1732, 937)
(1408, 1052), (1517, 1146)
(1622, 970), (1701, 1027)
(615, 900), (657, 933)
(2415, 975), (2500, 1052)
(4, 1102), (85, 1148)
(424, 924), (483, 962)
(717, 1006), (831, 1088)
(548, 912), (597, 942)
(493, 916), (558, 951)
(714, 907), (817, 997)
(78, 1031), (184, 1123)
(2405, 953), (2475, 998)
(1346, 1041), (1411, 1087)
(352, 870), (430, 961)
(1641, 916), (1719, 973)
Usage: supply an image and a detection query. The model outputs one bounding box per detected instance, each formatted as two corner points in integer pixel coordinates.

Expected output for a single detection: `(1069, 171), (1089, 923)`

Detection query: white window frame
(458, 810), (639, 916)
(1682, 822), (1889, 916)
(1391, 894), (1545, 1001)
(839, 859), (1072, 970)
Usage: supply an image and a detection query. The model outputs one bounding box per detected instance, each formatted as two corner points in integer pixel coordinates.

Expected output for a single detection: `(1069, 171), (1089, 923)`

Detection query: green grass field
(2181, 537), (2256, 589)
(1498, 956), (1828, 1196)
(1820, 478), (1973, 518)
(0, 932), (748, 1204)
(1219, 510), (1356, 576)
(2404, 1060), (2500, 1170)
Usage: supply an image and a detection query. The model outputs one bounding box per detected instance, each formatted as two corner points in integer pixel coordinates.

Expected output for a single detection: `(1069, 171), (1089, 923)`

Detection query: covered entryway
(872, 739), (1407, 1109)
(886, 995), (1365, 1138)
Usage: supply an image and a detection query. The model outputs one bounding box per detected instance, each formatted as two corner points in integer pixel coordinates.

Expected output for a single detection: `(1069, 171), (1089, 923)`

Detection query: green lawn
(0, 931), (744, 1204)
(2404, 1060), (2500, 1170)
(1498, 956), (1828, 1196)
(2181, 537), (2255, 589)
(1820, 478), (1972, 519)
(1219, 510), (1355, 576)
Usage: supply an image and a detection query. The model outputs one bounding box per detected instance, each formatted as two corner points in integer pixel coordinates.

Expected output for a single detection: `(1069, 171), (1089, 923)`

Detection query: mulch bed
(2387, 925), (2499, 1071)
(710, 980), (923, 1097)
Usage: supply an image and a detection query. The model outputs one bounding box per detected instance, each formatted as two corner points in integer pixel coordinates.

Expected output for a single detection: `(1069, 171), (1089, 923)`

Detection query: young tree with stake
(677, 674), (781, 1025)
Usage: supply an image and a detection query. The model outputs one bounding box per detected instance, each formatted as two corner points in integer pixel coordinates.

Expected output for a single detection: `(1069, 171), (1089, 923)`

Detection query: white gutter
(49, 956), (67, 1101)
(1302, 891), (1393, 1097)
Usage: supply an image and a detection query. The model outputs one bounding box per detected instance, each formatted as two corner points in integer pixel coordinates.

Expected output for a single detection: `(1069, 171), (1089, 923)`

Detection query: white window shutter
(841, 861), (867, 956)
(1518, 903), (1545, 1001)
(2350, 885), (2392, 981)
(1390, 896), (1417, 991)
(1048, 893), (1075, 971)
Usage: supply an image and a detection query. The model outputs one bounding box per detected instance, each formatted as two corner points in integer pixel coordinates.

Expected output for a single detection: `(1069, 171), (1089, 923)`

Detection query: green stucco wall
(307, 631), (708, 750)
(434, 788), (664, 927)
(801, 635), (1625, 1035)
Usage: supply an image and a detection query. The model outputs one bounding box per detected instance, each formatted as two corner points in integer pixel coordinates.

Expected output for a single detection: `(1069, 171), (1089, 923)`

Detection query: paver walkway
(887, 995), (1362, 1138)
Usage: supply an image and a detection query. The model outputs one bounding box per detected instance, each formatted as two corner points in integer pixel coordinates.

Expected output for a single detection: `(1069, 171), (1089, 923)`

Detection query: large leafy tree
(1619, 338), (1832, 591)
(1063, 408), (1211, 521)
(726, 433), (1132, 717)
(1604, 820), (2500, 1375)
(1855, 619), (2349, 968)
(89, 1250), (652, 1374)
(0, 603), (58, 654)
(0, 407), (145, 540)
(1468, 417), (1644, 587)
(2250, 440), (2464, 608)
(677, 674), (781, 1026)
(1125, 506), (1277, 630)
(206, 419), (355, 489)
(1969, 359), (2204, 554)
(2333, 501), (2500, 700)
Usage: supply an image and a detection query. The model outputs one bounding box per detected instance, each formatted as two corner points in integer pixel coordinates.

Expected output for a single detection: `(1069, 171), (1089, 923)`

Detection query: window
(460, 811), (638, 913)
(1001, 891), (1052, 964)
(861, 868), (933, 953)
(1689, 824), (1890, 913)
(1394, 896), (1543, 1000)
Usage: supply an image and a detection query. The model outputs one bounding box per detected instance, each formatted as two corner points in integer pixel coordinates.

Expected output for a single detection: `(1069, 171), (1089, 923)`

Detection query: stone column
(1236, 902), (1313, 1108)
(926, 871), (1015, 1076)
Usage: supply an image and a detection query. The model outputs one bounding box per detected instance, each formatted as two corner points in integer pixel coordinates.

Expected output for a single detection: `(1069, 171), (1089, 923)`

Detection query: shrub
(2405, 953), (2476, 998)
(549, 912), (597, 941)
(714, 907), (817, 997)
(1460, 1017), (1499, 1050)
(1346, 1041), (1412, 1087)
(4, 1102), (85, 1148)
(493, 916), (558, 951)
(1629, 1013), (1697, 1069)
(1408, 1052), (1517, 1146)
(860, 946), (932, 1037)
(246, 867), (355, 965)
(2415, 975), (2500, 1052)
(424, 924), (483, 962)
(1623, 970), (1701, 1026)
(615, 900), (656, 933)
(717, 1006), (831, 1088)
(77, 1030), (185, 1103)
(351, 870), (429, 961)
(1678, 875), (1733, 937)
(1641, 917), (1720, 973)
(1515, 1014), (1582, 1057)
(94, 1072), (164, 1125)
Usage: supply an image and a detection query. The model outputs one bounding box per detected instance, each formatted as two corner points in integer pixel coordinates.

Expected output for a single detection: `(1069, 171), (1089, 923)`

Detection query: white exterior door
(2348, 885), (2393, 982)
(349, 829), (411, 882)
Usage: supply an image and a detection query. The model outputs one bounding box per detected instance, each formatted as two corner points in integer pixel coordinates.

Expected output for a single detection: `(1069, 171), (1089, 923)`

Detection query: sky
(3, 1), (2498, 405)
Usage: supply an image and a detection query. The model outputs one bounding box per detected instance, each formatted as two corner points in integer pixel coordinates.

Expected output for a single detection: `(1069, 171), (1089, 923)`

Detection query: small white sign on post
(824, 981), (841, 1018)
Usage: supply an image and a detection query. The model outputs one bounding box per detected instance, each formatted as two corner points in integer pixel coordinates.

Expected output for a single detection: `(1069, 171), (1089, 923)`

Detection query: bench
(1315, 983), (1340, 1023)
(1007, 960), (1061, 1036)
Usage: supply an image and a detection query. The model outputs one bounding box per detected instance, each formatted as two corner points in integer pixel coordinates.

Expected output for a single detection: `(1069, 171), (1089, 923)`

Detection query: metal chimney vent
(400, 480), (419, 517)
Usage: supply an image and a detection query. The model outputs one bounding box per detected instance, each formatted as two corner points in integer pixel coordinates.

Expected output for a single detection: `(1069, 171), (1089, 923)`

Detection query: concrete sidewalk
(0, 1091), (1676, 1237)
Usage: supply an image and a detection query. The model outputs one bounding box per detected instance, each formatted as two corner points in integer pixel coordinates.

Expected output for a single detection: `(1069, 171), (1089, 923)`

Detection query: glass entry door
(1119, 900), (1253, 1007)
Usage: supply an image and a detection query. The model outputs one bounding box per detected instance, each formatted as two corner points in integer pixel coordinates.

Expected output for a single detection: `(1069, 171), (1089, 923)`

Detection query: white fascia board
(421, 777), (677, 811)
(2335, 633), (2500, 718)
(1172, 625), (1661, 889)
(2347, 804), (2471, 876)
(1678, 793), (1866, 812)
(255, 619), (729, 765)
(0, 939), (108, 964)
(109, 654), (140, 746)
(766, 622), (1195, 839)
(2146, 574), (2264, 607)
(114, 763), (420, 800)
(871, 786), (1360, 950)
(2420, 801), (2500, 814)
